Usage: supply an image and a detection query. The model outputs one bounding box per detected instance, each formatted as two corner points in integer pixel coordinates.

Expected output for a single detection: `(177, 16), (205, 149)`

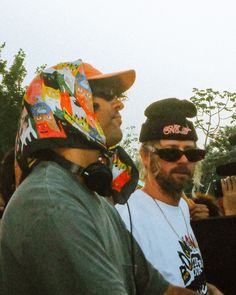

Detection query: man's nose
(177, 153), (189, 163)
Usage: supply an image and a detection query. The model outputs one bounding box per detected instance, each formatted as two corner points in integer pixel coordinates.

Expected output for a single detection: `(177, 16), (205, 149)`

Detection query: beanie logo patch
(163, 124), (191, 136)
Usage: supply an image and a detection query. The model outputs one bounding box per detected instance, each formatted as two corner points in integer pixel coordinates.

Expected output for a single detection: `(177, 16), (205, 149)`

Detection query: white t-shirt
(116, 189), (208, 294)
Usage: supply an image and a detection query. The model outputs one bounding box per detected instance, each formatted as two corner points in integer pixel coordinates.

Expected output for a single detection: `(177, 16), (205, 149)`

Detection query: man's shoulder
(116, 189), (154, 223)
(116, 189), (146, 210)
(24, 161), (78, 189)
(5, 161), (100, 230)
(129, 188), (148, 203)
(179, 197), (190, 211)
(14, 161), (89, 206)
(32, 160), (73, 181)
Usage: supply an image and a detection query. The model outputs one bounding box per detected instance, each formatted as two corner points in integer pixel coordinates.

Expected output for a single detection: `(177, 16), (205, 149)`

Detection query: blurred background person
(0, 148), (15, 220)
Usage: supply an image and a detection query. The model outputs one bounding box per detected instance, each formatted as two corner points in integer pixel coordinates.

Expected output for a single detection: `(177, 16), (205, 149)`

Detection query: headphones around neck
(28, 146), (139, 204)
(31, 150), (113, 197)
(80, 161), (113, 197)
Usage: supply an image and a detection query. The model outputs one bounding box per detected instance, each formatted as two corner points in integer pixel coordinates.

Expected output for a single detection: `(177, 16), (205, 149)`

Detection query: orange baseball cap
(83, 63), (136, 94)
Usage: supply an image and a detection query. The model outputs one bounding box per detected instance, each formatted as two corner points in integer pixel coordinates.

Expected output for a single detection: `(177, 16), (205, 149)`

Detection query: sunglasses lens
(157, 149), (182, 162)
(155, 148), (205, 162)
(184, 149), (205, 162)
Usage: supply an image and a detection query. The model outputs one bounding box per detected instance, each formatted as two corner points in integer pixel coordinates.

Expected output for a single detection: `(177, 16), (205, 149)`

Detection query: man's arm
(164, 285), (198, 294)
(207, 283), (224, 295)
(164, 283), (224, 295)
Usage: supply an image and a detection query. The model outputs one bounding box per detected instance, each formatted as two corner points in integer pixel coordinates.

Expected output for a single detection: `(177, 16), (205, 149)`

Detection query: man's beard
(155, 166), (193, 200)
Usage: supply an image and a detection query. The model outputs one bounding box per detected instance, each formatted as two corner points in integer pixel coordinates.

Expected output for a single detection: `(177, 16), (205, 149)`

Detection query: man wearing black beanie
(117, 98), (223, 295)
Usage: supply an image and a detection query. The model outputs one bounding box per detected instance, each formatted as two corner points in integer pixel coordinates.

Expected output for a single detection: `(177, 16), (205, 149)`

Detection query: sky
(1, 0), (236, 147)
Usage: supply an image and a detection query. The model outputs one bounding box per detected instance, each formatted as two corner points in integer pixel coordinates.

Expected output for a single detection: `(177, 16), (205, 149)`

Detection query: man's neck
(142, 178), (180, 206)
(54, 148), (101, 167)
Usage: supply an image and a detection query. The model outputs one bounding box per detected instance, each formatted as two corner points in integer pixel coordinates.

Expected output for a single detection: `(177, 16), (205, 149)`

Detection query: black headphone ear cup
(83, 162), (113, 197)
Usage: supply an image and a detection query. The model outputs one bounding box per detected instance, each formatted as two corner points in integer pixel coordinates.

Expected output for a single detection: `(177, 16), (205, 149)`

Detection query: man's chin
(106, 131), (123, 147)
(173, 177), (192, 192)
(170, 175), (187, 188)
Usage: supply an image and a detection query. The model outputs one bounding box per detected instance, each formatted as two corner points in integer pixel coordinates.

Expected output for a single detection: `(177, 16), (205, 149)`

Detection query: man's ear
(93, 102), (100, 112)
(139, 147), (149, 168)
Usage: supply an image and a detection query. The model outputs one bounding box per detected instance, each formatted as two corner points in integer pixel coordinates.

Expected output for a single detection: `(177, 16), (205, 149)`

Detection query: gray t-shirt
(0, 161), (169, 295)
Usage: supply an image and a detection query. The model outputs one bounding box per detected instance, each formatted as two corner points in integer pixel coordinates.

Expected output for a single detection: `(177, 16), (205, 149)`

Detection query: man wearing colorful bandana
(116, 98), (223, 295)
(0, 62), (198, 295)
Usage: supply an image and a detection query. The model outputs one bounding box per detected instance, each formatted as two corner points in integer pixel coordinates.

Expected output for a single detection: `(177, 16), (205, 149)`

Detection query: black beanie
(139, 98), (198, 142)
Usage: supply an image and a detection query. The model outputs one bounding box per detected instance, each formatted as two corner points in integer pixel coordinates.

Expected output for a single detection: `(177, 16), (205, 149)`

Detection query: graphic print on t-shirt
(178, 235), (207, 294)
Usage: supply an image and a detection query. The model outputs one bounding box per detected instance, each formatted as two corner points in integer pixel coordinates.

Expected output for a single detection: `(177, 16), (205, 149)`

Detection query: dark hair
(0, 148), (16, 204)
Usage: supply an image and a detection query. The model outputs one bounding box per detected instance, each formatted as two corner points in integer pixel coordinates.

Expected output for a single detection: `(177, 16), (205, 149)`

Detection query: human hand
(221, 176), (236, 216)
(207, 283), (224, 295)
(190, 203), (209, 220)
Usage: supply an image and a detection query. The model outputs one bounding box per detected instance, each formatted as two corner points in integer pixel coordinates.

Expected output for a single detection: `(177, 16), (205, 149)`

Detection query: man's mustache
(170, 166), (192, 176)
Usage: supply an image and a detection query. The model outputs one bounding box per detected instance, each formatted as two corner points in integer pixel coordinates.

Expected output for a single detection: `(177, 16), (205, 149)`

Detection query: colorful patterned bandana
(16, 60), (106, 163)
(15, 59), (138, 202)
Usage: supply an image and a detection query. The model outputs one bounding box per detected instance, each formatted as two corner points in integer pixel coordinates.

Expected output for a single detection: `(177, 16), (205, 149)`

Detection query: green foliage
(120, 125), (139, 163)
(189, 88), (236, 193)
(35, 64), (47, 75)
(199, 125), (236, 191)
(0, 43), (27, 159)
(190, 88), (236, 148)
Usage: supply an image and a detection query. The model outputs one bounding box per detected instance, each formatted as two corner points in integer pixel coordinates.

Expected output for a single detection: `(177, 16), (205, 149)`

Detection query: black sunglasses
(151, 148), (205, 162)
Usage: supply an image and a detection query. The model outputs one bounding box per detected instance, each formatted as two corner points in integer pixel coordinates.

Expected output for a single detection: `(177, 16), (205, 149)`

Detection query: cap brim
(88, 69), (136, 93)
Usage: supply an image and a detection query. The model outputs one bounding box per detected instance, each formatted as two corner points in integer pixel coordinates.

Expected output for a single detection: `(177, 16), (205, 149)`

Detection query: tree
(0, 43), (27, 159)
(189, 88), (236, 193)
(120, 125), (139, 164)
(190, 88), (236, 148)
(200, 125), (236, 190)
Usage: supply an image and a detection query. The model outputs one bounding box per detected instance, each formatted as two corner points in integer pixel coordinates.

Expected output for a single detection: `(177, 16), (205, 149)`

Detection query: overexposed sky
(1, 0), (236, 146)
